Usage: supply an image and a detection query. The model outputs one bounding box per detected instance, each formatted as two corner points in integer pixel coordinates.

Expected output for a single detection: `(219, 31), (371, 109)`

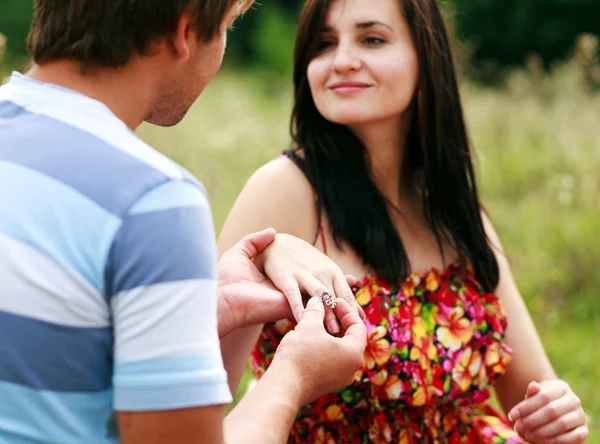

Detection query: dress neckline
(353, 260), (468, 289)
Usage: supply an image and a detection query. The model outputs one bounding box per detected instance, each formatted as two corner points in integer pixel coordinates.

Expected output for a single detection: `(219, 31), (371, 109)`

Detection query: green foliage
(225, 0), (299, 79)
(0, 0), (32, 62)
(251, 4), (296, 79)
(137, 60), (600, 435)
(450, 0), (600, 80)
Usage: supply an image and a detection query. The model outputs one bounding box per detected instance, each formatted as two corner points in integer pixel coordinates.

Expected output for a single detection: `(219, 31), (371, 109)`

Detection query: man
(0, 1), (367, 443)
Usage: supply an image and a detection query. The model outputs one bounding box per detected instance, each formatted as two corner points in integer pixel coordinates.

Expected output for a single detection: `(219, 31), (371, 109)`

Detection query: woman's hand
(508, 380), (588, 443)
(256, 233), (365, 334)
(217, 229), (363, 338)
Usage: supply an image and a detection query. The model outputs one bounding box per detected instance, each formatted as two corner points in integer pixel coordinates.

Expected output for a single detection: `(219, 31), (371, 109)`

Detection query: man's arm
(224, 360), (302, 443)
(225, 297), (366, 444)
(117, 406), (225, 444)
(117, 371), (297, 444)
(116, 366), (300, 444)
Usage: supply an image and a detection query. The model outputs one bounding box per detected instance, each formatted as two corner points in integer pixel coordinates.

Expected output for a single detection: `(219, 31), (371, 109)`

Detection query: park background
(1, 0), (599, 439)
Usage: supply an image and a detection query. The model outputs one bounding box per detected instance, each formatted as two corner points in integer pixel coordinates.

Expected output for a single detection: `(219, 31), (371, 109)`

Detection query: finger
(344, 274), (357, 287)
(334, 298), (367, 348)
(516, 394), (580, 433)
(240, 287), (293, 326)
(509, 383), (569, 422)
(296, 297), (326, 331)
(298, 274), (340, 334)
(526, 409), (587, 441)
(334, 298), (363, 332)
(324, 304), (340, 335)
(526, 381), (542, 399)
(545, 425), (589, 444)
(233, 228), (277, 260)
(280, 279), (305, 323)
(333, 273), (365, 321)
(357, 304), (366, 320)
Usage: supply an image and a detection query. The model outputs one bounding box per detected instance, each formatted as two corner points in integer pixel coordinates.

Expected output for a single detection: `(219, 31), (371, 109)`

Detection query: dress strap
(319, 224), (328, 256)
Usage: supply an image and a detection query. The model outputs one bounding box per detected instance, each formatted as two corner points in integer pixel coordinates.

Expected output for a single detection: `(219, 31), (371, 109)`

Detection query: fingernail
(546, 439), (555, 444)
(296, 311), (303, 321)
(307, 297), (320, 306)
(509, 409), (520, 421)
(525, 432), (534, 441)
(328, 319), (340, 334)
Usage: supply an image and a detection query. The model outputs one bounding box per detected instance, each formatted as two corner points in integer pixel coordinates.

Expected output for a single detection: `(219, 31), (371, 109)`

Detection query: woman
(218, 0), (589, 442)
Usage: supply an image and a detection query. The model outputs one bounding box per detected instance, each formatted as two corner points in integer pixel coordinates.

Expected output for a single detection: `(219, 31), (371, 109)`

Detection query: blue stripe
(129, 180), (208, 215)
(0, 311), (112, 392)
(114, 354), (227, 383)
(0, 381), (116, 443)
(114, 379), (232, 411)
(0, 101), (168, 215)
(105, 206), (217, 297)
(114, 355), (231, 411)
(0, 160), (121, 294)
(0, 100), (29, 119)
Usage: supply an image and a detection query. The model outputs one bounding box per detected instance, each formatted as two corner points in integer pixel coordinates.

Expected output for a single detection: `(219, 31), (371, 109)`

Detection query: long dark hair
(287, 0), (499, 292)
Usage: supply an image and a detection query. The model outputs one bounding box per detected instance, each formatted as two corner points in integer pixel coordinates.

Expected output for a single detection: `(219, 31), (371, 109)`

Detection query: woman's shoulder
(225, 154), (318, 242)
(247, 154), (315, 201)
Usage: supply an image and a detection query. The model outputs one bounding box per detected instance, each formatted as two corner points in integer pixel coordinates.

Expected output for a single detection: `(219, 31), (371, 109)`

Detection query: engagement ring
(319, 291), (336, 308)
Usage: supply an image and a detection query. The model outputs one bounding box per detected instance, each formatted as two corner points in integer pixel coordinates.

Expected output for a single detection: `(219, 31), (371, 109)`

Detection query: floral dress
(250, 262), (525, 443)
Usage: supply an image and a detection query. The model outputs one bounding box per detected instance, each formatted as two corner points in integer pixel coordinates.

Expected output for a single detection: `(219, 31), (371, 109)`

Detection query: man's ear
(169, 11), (195, 62)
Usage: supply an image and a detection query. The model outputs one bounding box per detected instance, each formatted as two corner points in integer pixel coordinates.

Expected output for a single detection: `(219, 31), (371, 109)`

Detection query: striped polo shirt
(0, 73), (232, 443)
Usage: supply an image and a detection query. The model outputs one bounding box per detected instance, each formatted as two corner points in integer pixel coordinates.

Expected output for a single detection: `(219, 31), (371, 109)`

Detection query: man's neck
(27, 60), (157, 130)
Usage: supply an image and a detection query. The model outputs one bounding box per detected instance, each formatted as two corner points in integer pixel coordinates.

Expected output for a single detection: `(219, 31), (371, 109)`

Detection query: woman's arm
(217, 157), (319, 395)
(484, 212), (556, 411)
(485, 213), (588, 443)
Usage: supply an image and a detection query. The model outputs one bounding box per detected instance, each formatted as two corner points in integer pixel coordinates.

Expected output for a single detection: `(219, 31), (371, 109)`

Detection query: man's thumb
(297, 297), (325, 326)
(234, 228), (277, 260)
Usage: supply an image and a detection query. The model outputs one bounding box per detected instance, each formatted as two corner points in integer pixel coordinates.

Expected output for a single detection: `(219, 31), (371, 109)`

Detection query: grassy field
(139, 63), (600, 439)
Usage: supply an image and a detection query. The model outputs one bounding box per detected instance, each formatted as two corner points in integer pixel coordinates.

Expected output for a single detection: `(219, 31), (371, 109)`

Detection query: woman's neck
(351, 114), (412, 207)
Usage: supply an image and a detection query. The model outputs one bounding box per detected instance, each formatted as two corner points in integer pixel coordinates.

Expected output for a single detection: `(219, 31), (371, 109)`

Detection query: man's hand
(217, 229), (363, 338)
(270, 296), (367, 405)
(217, 228), (291, 338)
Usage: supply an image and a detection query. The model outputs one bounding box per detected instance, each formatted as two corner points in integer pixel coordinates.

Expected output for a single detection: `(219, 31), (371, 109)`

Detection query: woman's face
(307, 0), (419, 127)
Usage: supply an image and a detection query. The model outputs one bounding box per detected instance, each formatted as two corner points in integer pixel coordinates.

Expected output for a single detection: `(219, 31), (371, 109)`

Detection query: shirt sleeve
(105, 179), (232, 411)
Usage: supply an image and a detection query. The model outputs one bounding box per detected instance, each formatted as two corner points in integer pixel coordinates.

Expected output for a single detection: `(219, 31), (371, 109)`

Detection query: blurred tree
(452, 0), (600, 73)
(0, 0), (33, 60)
(227, 0), (300, 66)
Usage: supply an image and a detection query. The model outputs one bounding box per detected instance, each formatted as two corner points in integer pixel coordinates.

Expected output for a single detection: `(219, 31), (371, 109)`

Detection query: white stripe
(0, 234), (109, 327)
(129, 180), (211, 215)
(0, 74), (183, 179)
(111, 279), (219, 361)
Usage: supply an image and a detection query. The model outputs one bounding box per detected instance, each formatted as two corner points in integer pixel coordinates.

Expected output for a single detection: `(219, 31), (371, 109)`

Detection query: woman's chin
(325, 112), (374, 126)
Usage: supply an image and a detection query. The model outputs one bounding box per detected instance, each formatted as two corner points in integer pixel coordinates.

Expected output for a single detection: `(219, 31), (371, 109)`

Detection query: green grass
(139, 65), (598, 440)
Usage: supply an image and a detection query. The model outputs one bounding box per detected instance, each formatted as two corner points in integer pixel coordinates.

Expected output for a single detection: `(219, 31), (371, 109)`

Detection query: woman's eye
(364, 37), (386, 45)
(318, 40), (336, 50)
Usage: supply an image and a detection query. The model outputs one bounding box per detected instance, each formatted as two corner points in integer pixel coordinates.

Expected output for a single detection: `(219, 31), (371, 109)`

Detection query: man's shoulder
(0, 97), (202, 217)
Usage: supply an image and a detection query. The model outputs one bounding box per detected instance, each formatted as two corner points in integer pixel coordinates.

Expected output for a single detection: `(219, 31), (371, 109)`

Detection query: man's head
(27, 0), (253, 126)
